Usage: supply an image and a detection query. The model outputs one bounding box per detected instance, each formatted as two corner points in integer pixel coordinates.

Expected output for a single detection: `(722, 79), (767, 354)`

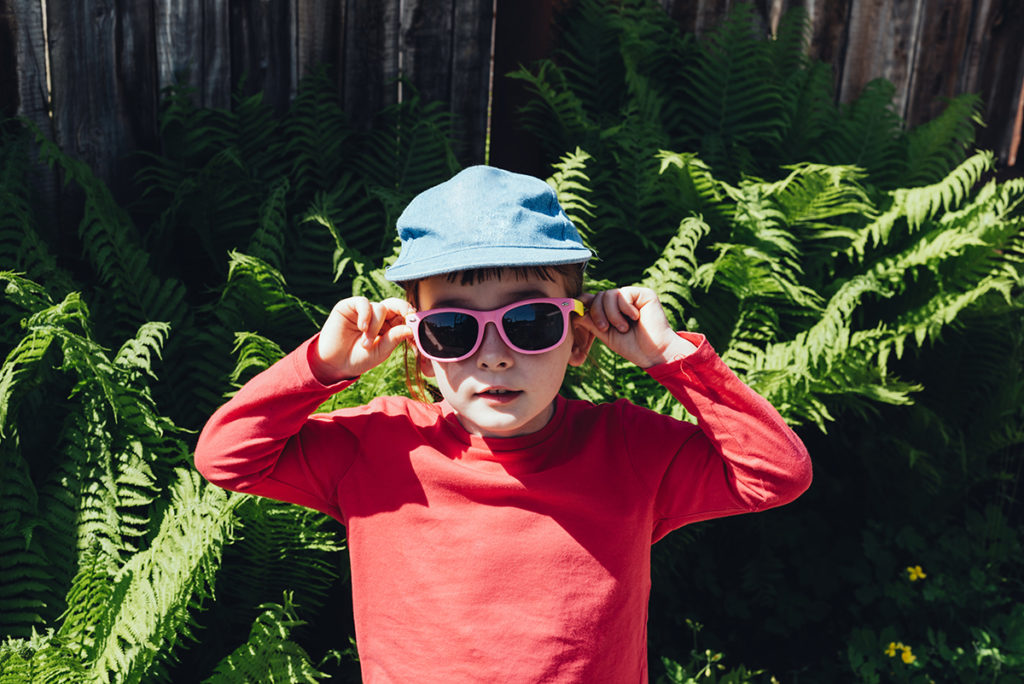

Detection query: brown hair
(401, 264), (586, 402)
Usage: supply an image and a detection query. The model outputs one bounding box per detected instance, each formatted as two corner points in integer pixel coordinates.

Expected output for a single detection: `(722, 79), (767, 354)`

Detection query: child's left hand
(578, 287), (697, 368)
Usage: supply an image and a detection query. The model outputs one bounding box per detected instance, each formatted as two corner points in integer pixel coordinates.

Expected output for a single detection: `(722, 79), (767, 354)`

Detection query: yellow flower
(885, 642), (916, 663)
(907, 565), (927, 581)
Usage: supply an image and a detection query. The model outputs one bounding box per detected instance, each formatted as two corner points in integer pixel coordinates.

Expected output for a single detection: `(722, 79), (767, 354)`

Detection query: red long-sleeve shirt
(195, 332), (811, 683)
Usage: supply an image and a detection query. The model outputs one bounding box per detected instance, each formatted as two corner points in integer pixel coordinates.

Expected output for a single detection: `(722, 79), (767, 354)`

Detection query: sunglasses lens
(418, 312), (479, 359)
(503, 302), (564, 351)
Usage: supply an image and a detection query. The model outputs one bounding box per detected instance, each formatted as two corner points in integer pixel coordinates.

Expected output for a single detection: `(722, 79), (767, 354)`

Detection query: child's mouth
(478, 388), (522, 402)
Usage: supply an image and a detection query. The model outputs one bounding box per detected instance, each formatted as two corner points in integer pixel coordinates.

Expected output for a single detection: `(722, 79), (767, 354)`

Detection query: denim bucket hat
(384, 166), (592, 282)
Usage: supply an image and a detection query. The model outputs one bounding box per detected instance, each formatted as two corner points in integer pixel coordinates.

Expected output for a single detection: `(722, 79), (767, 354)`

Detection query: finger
(363, 301), (416, 351)
(586, 291), (611, 331)
(360, 302), (381, 346)
(617, 287), (644, 320)
(602, 290), (634, 333)
(366, 301), (401, 347)
(352, 297), (372, 333)
(572, 309), (605, 340)
(381, 297), (416, 319)
(382, 321), (414, 347)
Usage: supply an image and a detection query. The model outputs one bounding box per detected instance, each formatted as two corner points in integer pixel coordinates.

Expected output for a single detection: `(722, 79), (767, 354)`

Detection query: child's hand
(312, 297), (415, 384)
(578, 287), (697, 368)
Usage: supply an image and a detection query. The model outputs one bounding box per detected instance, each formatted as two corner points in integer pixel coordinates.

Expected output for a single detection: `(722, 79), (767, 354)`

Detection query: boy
(195, 165), (811, 682)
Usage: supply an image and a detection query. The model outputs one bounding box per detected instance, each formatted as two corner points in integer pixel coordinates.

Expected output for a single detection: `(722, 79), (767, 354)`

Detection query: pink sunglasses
(405, 297), (585, 362)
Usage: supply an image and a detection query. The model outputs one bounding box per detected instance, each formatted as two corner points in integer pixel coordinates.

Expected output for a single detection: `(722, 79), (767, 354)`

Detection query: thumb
(362, 317), (414, 363)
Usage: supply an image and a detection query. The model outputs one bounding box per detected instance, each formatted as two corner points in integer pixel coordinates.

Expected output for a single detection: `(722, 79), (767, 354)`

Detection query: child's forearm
(194, 335), (355, 515)
(649, 332), (811, 514)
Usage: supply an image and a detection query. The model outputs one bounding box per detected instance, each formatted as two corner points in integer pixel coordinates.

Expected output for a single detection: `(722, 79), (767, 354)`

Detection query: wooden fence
(1, 0), (494, 209)
(668, 0), (1023, 168)
(2, 0), (1022, 212)
(492, 0), (1024, 176)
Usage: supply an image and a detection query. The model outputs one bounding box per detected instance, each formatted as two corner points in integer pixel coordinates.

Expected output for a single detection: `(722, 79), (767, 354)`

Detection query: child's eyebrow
(431, 289), (551, 309)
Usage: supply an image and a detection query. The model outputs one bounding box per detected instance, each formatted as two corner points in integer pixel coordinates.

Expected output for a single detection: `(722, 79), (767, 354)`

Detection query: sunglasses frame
(406, 297), (586, 362)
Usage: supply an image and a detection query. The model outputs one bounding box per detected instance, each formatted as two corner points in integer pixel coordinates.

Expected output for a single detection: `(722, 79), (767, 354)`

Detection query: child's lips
(476, 387), (522, 403)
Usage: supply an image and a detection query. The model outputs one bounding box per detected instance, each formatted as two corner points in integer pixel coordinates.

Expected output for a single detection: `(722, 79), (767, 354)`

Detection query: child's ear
(568, 319), (596, 367)
(417, 351), (436, 378)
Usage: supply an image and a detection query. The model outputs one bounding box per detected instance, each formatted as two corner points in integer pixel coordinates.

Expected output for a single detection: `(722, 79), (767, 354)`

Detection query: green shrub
(516, 1), (1024, 680)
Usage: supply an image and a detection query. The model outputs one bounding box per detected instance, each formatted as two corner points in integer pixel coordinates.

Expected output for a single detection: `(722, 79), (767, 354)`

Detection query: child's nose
(475, 322), (513, 369)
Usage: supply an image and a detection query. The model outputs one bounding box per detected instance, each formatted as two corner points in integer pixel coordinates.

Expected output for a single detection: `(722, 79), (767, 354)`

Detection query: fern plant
(532, 3), (1024, 678)
(1, 64), (458, 681)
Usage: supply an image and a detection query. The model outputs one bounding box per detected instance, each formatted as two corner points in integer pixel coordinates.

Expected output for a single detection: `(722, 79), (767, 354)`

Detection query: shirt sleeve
(193, 334), (360, 523)
(641, 333), (812, 541)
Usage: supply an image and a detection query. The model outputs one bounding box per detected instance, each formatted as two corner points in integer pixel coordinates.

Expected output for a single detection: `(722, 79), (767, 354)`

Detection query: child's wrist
(644, 334), (698, 368)
(309, 348), (354, 385)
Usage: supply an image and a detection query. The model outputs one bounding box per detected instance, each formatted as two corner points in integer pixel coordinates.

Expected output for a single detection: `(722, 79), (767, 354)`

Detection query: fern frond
(0, 128), (75, 300)
(546, 148), (597, 253)
(657, 151), (736, 229)
(904, 93), (982, 186)
(679, 2), (784, 178)
(229, 333), (286, 391)
(354, 88), (460, 223)
(507, 60), (595, 158)
(283, 67), (354, 201)
(81, 469), (243, 683)
(248, 178), (291, 272)
(766, 163), (875, 232)
(217, 499), (342, 634)
(231, 90), (288, 183)
(554, 0), (628, 119)
(815, 78), (905, 187)
(898, 151), (994, 232)
(615, 0), (694, 141)
(32, 130), (188, 340)
(638, 216), (711, 329)
(0, 438), (63, 637)
(1, 281), (190, 639)
(203, 594), (326, 684)
(220, 252), (326, 338)
(113, 322), (171, 381)
(300, 175), (383, 287)
(0, 629), (86, 683)
(848, 151), (995, 256)
(0, 288), (92, 435)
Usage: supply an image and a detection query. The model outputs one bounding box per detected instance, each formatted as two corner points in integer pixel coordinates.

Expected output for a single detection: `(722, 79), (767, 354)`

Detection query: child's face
(415, 269), (593, 438)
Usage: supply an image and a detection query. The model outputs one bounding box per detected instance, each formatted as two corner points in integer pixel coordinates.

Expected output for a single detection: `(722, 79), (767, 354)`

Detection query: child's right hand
(311, 296), (415, 384)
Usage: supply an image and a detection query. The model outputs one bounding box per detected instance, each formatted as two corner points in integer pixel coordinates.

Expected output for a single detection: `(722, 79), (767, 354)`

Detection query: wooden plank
(6, 0), (1020, 190)
(490, 0), (562, 175)
(115, 0), (160, 161)
(1, 0), (60, 241)
(836, 0), (917, 116)
(42, 0), (158, 201)
(968, 0), (1024, 166)
(154, 0), (230, 109)
(806, 0), (853, 83)
(229, 0), (294, 111)
(44, 0), (121, 182)
(342, 0), (401, 128)
(1, 0), (47, 127)
(402, 0), (455, 106)
(450, 0), (494, 165)
(664, 0), (741, 37)
(1, 0), (52, 136)
(903, 0), (973, 125)
(294, 0), (346, 84)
